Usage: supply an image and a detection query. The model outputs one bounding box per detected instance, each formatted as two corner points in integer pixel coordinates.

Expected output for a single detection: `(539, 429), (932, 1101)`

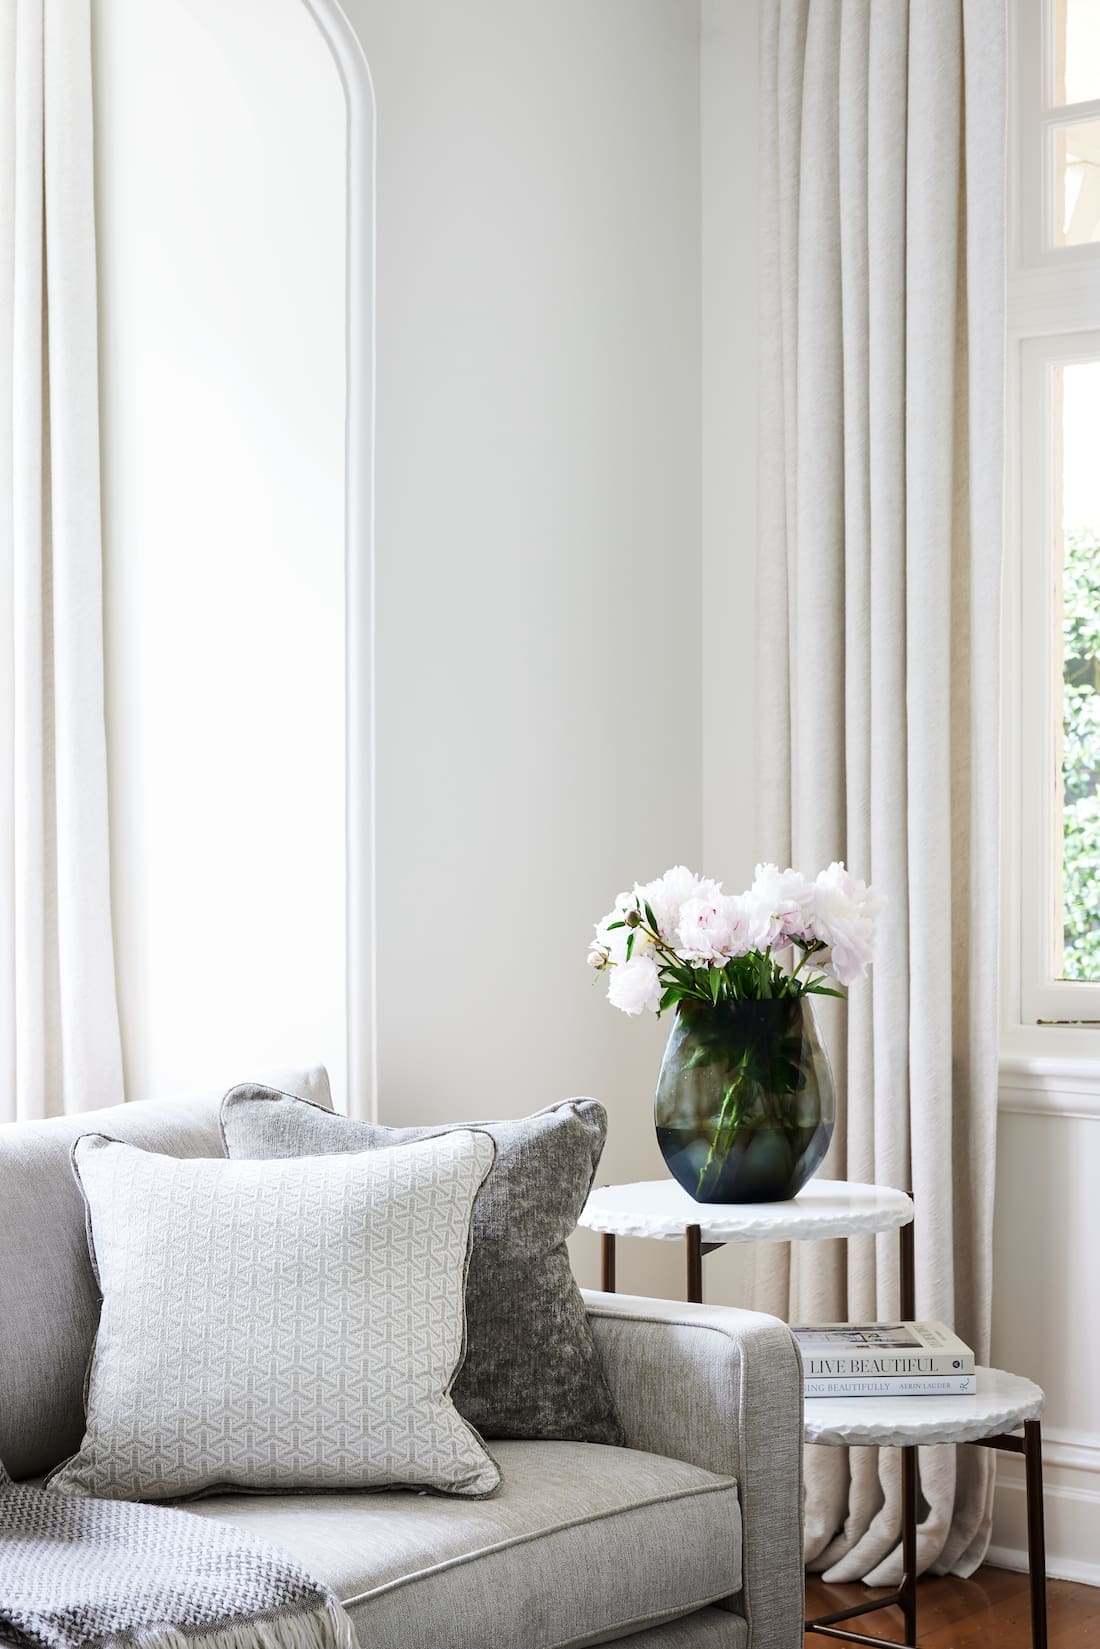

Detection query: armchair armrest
(584, 1289), (803, 1649)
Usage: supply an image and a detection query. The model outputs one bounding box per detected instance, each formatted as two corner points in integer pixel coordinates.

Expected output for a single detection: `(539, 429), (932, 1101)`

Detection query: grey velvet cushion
(221, 1089), (624, 1446)
(183, 1440), (743, 1649)
(47, 1130), (501, 1501)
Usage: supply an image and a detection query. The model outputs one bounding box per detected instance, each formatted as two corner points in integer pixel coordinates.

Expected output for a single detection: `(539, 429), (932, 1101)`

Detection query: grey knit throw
(0, 1462), (355, 1649)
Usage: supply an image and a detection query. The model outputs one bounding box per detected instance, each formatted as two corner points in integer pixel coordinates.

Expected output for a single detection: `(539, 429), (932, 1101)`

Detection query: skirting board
(989, 1439), (1100, 1588)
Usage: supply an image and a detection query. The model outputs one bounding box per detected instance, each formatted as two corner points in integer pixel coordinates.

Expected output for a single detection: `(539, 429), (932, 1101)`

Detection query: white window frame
(1016, 0), (1100, 265)
(1004, 0), (1100, 1057)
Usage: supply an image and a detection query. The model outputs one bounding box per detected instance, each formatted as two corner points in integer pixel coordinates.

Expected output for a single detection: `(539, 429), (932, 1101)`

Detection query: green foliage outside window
(1063, 529), (1100, 980)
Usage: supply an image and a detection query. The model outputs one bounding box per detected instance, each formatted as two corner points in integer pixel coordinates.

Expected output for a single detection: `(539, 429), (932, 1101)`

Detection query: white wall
(989, 1092), (1100, 1583)
(701, 0), (760, 895)
(337, 0), (703, 1300)
(92, 0), (348, 1106)
(697, 0), (760, 1307)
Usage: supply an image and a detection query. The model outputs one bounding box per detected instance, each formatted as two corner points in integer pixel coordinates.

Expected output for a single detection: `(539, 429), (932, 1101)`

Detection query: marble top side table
(804, 1368), (1047, 1649)
(581, 1180), (1049, 1649)
(579, 1178), (921, 1644)
(579, 1177), (915, 1305)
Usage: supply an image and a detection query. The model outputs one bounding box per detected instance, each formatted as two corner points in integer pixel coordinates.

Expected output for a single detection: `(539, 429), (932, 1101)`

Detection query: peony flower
(808, 862), (881, 986)
(635, 865), (721, 944)
(748, 862), (816, 950)
(607, 954), (662, 1015)
(676, 893), (760, 965)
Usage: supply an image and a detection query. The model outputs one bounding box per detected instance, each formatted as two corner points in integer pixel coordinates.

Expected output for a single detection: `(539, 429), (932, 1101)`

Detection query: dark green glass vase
(655, 997), (835, 1204)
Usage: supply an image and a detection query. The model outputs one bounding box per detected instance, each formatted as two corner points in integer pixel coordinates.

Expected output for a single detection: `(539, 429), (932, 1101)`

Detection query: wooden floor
(805, 1566), (1100, 1648)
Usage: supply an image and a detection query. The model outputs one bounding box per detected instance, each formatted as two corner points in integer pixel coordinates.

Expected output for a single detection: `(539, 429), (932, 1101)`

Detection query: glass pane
(1054, 0), (1100, 105)
(1058, 358), (1100, 981)
(1055, 119), (1100, 245)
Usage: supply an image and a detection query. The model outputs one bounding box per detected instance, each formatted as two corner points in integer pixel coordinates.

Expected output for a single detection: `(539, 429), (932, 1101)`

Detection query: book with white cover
(792, 1322), (974, 1378)
(804, 1373), (978, 1398)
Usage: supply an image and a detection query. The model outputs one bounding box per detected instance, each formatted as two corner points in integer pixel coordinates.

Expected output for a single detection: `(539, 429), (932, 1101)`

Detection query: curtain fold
(0, 0), (123, 1122)
(756, 0), (1005, 1581)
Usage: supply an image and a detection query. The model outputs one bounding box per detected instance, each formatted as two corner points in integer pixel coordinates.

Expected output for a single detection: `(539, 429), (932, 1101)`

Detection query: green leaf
(643, 900), (660, 934)
(625, 931), (635, 962)
(605, 920), (625, 931)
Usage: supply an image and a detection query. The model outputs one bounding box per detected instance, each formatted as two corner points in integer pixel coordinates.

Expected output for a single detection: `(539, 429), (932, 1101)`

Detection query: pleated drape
(756, 0), (1005, 1581)
(0, 0), (124, 1121)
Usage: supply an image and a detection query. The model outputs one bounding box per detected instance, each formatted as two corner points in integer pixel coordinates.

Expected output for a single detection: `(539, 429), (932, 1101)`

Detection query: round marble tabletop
(579, 1177), (914, 1245)
(803, 1367), (1044, 1447)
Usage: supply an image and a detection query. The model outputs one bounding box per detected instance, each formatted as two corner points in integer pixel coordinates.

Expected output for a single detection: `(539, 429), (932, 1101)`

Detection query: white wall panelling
(989, 1419), (1100, 1588)
(990, 1105), (1100, 1580)
(999, 1059), (1100, 1120)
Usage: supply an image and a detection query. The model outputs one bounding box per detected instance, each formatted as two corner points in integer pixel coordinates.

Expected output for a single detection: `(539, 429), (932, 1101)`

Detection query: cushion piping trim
(526, 1594), (742, 1649)
(338, 1476), (740, 1607)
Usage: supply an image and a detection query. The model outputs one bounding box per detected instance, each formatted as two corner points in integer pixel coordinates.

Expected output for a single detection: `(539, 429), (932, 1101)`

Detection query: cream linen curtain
(0, 0), (123, 1120)
(755, 0), (1005, 1582)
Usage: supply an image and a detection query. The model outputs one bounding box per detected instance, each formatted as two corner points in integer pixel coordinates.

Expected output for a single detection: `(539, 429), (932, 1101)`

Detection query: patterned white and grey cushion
(46, 1129), (500, 1502)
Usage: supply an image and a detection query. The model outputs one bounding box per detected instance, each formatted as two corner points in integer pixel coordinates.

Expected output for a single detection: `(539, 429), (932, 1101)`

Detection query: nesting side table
(581, 1178), (917, 1306)
(580, 1179), (1048, 1649)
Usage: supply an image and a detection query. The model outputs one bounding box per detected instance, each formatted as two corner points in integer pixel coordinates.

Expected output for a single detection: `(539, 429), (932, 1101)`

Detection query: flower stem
(783, 944), (825, 992)
(695, 1050), (751, 1197)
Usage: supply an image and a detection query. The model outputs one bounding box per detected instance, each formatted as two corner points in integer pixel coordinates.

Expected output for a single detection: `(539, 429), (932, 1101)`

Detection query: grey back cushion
(0, 1068), (332, 1480)
(220, 1090), (624, 1446)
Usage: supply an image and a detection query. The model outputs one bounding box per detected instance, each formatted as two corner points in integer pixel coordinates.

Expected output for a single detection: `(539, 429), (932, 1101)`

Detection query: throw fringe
(128, 1598), (357, 1649)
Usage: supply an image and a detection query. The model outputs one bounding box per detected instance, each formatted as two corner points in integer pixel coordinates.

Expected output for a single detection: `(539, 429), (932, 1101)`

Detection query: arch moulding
(300, 0), (377, 1119)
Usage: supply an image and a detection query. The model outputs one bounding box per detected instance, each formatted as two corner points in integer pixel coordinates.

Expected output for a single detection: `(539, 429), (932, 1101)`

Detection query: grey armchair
(0, 1085), (804, 1649)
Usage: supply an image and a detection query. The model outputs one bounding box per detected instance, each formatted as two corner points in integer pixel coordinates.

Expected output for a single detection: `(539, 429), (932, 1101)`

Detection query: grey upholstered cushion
(183, 1440), (742, 1649)
(0, 1068), (331, 1480)
(47, 1130), (500, 1501)
(221, 1088), (624, 1446)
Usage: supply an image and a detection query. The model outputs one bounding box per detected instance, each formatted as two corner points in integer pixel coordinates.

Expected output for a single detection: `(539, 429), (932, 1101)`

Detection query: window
(1017, 0), (1100, 261)
(1009, 0), (1100, 1035)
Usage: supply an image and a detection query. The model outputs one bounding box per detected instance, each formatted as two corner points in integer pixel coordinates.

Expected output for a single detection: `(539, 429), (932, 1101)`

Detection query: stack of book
(792, 1322), (976, 1398)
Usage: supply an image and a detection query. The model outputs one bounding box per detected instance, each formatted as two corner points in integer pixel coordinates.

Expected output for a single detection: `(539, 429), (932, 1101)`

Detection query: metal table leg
(898, 1216), (918, 1643)
(971, 1423), (1047, 1649)
(804, 1208), (920, 1648)
(1024, 1419), (1049, 1649)
(601, 1231), (616, 1293)
(686, 1223), (703, 1303)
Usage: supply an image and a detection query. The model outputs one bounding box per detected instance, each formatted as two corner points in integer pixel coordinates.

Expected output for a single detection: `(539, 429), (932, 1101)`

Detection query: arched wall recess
(298, 0), (377, 1120)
